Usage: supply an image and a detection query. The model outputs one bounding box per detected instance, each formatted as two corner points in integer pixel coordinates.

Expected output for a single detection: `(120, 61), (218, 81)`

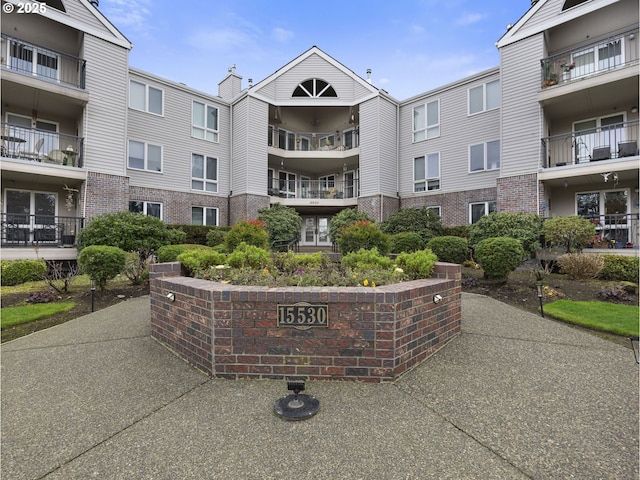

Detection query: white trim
(127, 139), (163, 173)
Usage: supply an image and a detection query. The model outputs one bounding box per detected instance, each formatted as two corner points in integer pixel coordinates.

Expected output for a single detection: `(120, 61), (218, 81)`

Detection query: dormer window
(562, 0), (588, 11)
(292, 79), (337, 98)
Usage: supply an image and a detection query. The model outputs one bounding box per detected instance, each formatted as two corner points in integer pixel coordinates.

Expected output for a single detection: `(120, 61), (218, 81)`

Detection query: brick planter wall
(150, 262), (461, 382)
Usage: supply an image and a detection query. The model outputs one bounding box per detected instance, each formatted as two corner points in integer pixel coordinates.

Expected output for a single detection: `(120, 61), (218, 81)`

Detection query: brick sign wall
(150, 262), (461, 382)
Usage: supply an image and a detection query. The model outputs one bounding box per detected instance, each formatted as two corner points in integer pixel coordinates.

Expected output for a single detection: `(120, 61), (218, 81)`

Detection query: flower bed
(149, 261), (461, 382)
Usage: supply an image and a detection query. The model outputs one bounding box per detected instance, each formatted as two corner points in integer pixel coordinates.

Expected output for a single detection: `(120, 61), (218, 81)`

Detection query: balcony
(540, 28), (639, 89)
(2, 122), (84, 167)
(268, 127), (359, 153)
(1, 34), (86, 90)
(1, 214), (84, 248)
(541, 119), (638, 168)
(581, 213), (639, 249)
(268, 178), (359, 200)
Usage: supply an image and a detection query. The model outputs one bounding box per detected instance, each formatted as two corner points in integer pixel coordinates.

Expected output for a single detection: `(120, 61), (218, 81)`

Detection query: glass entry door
(301, 216), (331, 247)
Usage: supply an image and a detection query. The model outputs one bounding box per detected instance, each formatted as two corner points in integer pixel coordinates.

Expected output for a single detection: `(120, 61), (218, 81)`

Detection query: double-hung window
(129, 201), (162, 219)
(469, 140), (500, 172)
(413, 100), (439, 142)
(192, 207), (218, 226)
(468, 80), (500, 115)
(192, 101), (219, 142)
(129, 80), (163, 115)
(470, 201), (496, 224)
(191, 154), (218, 192)
(128, 140), (162, 172)
(414, 153), (440, 192)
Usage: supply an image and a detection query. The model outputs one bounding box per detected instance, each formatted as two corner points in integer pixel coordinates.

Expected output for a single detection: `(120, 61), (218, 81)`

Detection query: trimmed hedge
(390, 232), (424, 253)
(474, 237), (525, 281)
(598, 255), (640, 283)
(1, 259), (47, 286)
(428, 236), (469, 264)
(77, 245), (127, 290)
(168, 225), (231, 245)
(157, 244), (212, 263)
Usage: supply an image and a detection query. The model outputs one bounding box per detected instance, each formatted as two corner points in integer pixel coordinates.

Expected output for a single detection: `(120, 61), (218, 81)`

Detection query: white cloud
(187, 28), (255, 52)
(272, 27), (294, 42)
(456, 13), (486, 26)
(101, 0), (153, 36)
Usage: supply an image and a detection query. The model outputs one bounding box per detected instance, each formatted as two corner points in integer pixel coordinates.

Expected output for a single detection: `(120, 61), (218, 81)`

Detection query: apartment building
(1, 0), (638, 260)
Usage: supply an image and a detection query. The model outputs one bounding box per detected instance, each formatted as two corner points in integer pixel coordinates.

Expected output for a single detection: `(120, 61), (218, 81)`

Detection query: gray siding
(398, 70), (501, 197)
(231, 99), (249, 194)
(83, 34), (129, 176)
(517, 0), (562, 33)
(65, 1), (115, 34)
(500, 35), (545, 177)
(244, 97), (269, 194)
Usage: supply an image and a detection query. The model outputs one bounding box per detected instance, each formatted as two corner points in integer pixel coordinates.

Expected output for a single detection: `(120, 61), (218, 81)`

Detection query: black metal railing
(1, 34), (86, 89)
(581, 213), (639, 248)
(1, 214), (84, 247)
(540, 27), (639, 89)
(271, 237), (300, 252)
(541, 119), (638, 168)
(1, 122), (84, 167)
(268, 178), (359, 199)
(268, 127), (359, 151)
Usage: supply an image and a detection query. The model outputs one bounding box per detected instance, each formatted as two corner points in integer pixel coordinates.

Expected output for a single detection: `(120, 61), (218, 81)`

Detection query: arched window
(292, 78), (337, 98)
(562, 0), (589, 11)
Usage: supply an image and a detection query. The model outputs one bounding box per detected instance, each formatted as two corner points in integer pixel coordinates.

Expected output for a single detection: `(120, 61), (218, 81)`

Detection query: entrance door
(301, 216), (332, 247)
(4, 189), (57, 244)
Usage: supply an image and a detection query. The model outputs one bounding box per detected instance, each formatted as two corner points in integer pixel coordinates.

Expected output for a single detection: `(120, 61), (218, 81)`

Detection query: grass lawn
(1, 302), (77, 328)
(545, 300), (639, 337)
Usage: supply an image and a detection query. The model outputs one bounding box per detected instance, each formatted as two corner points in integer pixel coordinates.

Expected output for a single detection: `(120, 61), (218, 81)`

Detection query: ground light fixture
(274, 380), (319, 421)
(631, 337), (639, 364)
(535, 281), (544, 318)
(90, 278), (96, 312)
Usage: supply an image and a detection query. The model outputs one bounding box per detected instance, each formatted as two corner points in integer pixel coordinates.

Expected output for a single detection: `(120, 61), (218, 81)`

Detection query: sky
(98, 0), (534, 101)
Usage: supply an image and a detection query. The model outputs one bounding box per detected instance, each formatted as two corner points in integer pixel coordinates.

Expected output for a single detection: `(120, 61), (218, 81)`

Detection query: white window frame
(413, 153), (440, 192)
(413, 100), (440, 142)
(192, 101), (219, 142)
(191, 206), (219, 226)
(129, 200), (163, 219)
(469, 201), (497, 224)
(5, 112), (60, 155)
(191, 153), (218, 193)
(8, 39), (60, 82)
(469, 140), (500, 172)
(468, 80), (500, 116)
(129, 80), (164, 116)
(127, 140), (163, 172)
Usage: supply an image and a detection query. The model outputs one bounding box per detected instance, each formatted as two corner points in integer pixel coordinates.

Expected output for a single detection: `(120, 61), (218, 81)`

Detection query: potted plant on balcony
(542, 61), (558, 88)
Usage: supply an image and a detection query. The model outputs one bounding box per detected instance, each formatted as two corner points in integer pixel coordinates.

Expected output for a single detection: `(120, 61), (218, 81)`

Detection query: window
(128, 141), (162, 172)
(577, 189), (630, 244)
(129, 80), (163, 115)
(571, 38), (623, 78)
(279, 171), (296, 198)
(192, 101), (219, 142)
(277, 129), (296, 150)
(129, 201), (162, 219)
(192, 207), (218, 226)
(573, 114), (625, 163)
(414, 153), (440, 192)
(470, 201), (496, 224)
(9, 40), (59, 81)
(468, 80), (500, 115)
(413, 100), (439, 142)
(6, 113), (58, 155)
(292, 78), (337, 97)
(469, 140), (500, 172)
(427, 206), (441, 217)
(191, 154), (218, 192)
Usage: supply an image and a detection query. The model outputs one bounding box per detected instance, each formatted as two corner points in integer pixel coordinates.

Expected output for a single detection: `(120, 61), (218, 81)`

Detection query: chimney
(218, 64), (242, 101)
(366, 69), (372, 84)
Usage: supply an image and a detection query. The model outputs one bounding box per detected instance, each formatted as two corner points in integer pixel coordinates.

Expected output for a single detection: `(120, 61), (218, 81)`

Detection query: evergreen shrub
(474, 237), (525, 281)
(428, 236), (469, 264)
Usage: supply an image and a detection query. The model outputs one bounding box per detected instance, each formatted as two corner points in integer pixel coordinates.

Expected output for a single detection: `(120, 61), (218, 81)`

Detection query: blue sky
(99, 0), (533, 100)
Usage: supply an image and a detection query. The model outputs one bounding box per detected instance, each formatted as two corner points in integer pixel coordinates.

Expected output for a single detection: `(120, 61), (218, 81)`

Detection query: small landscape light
(90, 277), (96, 312)
(274, 380), (319, 421)
(166, 292), (176, 302)
(433, 294), (443, 304)
(535, 281), (544, 318)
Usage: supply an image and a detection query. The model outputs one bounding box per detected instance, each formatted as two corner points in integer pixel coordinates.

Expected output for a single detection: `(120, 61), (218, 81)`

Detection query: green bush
(337, 221), (391, 255)
(206, 228), (229, 248)
(428, 236), (469, 264)
(123, 251), (150, 285)
(390, 232), (424, 253)
(167, 224), (229, 245)
(166, 228), (188, 245)
(224, 220), (269, 251)
(77, 245), (127, 290)
(328, 208), (375, 244)
(598, 255), (640, 283)
(177, 248), (227, 276)
(395, 249), (438, 280)
(1, 259), (47, 286)
(272, 251), (327, 273)
(469, 212), (543, 257)
(342, 248), (393, 270)
(474, 237), (525, 282)
(380, 207), (444, 245)
(542, 216), (595, 253)
(557, 253), (604, 280)
(157, 244), (213, 263)
(226, 243), (271, 269)
(258, 203), (302, 247)
(443, 225), (471, 238)
(78, 211), (171, 260)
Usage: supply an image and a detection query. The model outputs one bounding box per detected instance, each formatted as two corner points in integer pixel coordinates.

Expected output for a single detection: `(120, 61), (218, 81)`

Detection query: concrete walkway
(2, 294), (638, 479)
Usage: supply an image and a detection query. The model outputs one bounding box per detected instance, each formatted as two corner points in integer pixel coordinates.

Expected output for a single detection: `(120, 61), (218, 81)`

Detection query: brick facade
(358, 194), (401, 222)
(150, 262), (461, 382)
(401, 187), (497, 226)
(82, 172), (129, 220)
(229, 193), (270, 225)
(496, 174), (538, 214)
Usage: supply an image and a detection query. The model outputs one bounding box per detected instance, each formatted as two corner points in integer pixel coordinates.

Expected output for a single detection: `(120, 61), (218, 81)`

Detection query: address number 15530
(277, 303), (328, 328)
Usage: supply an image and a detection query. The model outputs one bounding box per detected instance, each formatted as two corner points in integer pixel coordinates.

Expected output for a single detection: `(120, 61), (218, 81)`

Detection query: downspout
(396, 101), (400, 208)
(228, 101), (233, 226)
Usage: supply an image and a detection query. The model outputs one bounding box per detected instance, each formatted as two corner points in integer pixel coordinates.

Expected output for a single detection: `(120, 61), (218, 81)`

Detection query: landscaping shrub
(428, 236), (469, 264)
(224, 220), (269, 251)
(1, 259), (47, 286)
(166, 227), (188, 245)
(597, 286), (630, 303)
(42, 261), (79, 294)
(123, 251), (150, 285)
(380, 207), (444, 245)
(226, 243), (271, 269)
(474, 237), (525, 281)
(328, 208), (375, 244)
(177, 248), (227, 276)
(469, 212), (543, 257)
(77, 245), (127, 290)
(272, 251), (327, 274)
(206, 228), (229, 248)
(337, 221), (391, 255)
(390, 232), (424, 253)
(25, 290), (59, 304)
(542, 216), (595, 253)
(557, 253), (604, 280)
(167, 224), (227, 245)
(157, 244), (211, 263)
(258, 203), (301, 247)
(443, 225), (471, 238)
(341, 248), (393, 270)
(598, 255), (639, 283)
(395, 248), (438, 280)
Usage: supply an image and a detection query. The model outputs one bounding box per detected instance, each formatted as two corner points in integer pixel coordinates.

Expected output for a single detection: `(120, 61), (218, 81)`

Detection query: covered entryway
(300, 216), (332, 247)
